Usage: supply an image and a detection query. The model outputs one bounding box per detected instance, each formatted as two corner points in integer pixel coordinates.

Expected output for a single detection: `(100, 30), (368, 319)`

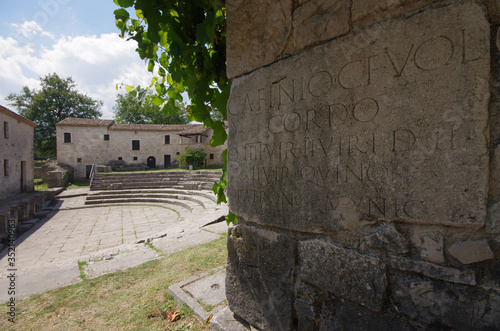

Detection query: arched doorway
(147, 156), (156, 169)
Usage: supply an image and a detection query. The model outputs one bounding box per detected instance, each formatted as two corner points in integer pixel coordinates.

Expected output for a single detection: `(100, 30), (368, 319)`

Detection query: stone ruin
(40, 161), (70, 188)
(224, 0), (500, 329)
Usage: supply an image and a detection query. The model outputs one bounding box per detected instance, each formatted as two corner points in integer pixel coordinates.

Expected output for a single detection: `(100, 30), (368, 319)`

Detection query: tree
(176, 147), (207, 169)
(113, 90), (189, 124)
(7, 73), (103, 158)
(114, 0), (235, 222)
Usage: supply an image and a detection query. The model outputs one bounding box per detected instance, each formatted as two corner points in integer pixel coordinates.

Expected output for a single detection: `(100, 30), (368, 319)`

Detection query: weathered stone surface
(295, 298), (315, 330)
(226, 0), (293, 79)
(299, 239), (387, 311)
(411, 231), (445, 263)
(46, 169), (69, 188)
(292, 0), (350, 51)
(390, 272), (500, 329)
(352, 0), (434, 27)
(226, 223), (294, 330)
(390, 256), (476, 285)
(227, 2), (490, 232)
(332, 301), (404, 330)
(448, 239), (495, 264)
(359, 224), (409, 254)
(210, 307), (259, 331)
(488, 144), (500, 233)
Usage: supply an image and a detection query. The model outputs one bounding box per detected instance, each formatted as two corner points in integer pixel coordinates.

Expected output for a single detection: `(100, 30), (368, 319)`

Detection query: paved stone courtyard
(0, 188), (229, 302)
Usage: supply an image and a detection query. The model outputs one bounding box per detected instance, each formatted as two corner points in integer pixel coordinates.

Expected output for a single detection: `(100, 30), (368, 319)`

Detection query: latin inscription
(228, 3), (490, 231)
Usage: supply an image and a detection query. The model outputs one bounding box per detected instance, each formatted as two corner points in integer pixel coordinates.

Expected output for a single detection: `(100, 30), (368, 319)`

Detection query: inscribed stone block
(226, 0), (293, 79)
(227, 2), (490, 232)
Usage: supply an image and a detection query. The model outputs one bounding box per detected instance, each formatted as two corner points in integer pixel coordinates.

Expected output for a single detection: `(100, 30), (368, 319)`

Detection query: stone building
(221, 0), (500, 329)
(0, 105), (36, 201)
(56, 118), (226, 180)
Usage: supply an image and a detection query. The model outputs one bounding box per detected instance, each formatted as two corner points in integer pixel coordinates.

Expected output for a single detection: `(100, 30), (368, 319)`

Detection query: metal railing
(89, 164), (98, 189)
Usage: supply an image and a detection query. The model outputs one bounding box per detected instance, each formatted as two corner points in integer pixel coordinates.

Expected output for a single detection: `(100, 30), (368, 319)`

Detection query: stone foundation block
(448, 239), (495, 265)
(298, 239), (387, 311)
(389, 271), (500, 329)
(226, 223), (295, 330)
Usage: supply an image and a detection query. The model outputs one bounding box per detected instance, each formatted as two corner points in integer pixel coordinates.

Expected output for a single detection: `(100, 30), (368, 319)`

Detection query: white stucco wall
(56, 123), (226, 180)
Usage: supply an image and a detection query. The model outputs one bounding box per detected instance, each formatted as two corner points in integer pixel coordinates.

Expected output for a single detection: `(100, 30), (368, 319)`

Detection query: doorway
(164, 155), (171, 168)
(147, 156), (156, 169)
(20, 161), (26, 192)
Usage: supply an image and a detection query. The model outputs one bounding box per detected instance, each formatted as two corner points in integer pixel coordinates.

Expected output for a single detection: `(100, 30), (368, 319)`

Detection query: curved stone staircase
(90, 170), (222, 191)
(86, 170), (225, 218)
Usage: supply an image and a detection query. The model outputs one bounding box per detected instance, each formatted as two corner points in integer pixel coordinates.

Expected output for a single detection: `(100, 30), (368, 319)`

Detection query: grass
(0, 234), (228, 330)
(77, 261), (88, 281)
(33, 181), (49, 192)
(66, 181), (90, 189)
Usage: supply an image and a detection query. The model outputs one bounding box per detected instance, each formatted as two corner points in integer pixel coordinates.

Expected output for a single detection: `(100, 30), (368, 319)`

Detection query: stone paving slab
(84, 244), (162, 278)
(0, 189), (230, 302)
(211, 307), (258, 331)
(168, 267), (227, 321)
(153, 229), (222, 255)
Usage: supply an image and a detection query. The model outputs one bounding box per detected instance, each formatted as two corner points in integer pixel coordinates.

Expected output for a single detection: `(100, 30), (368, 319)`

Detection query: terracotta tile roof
(178, 125), (209, 135)
(109, 123), (200, 132)
(55, 117), (217, 133)
(0, 105), (37, 128)
(56, 118), (114, 127)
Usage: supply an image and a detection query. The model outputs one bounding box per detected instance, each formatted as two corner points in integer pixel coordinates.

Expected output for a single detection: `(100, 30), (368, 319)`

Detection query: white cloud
(11, 21), (55, 40)
(0, 27), (153, 119)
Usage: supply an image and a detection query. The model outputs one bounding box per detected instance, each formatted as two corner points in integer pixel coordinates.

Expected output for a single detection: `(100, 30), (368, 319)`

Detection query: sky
(0, 0), (154, 119)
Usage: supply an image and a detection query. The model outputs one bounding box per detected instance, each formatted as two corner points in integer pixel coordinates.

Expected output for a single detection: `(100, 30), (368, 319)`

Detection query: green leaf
(213, 82), (231, 119)
(209, 121), (227, 147)
(151, 97), (163, 106)
(226, 212), (237, 225)
(196, 11), (215, 45)
(114, 0), (134, 8)
(147, 60), (155, 72)
(113, 8), (130, 20)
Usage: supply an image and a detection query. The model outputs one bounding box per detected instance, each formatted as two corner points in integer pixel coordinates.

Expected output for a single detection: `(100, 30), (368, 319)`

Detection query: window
(3, 160), (8, 176)
(104, 134), (110, 141)
(118, 157), (123, 161)
(64, 132), (71, 143)
(210, 154), (214, 160)
(195, 135), (202, 143)
(164, 135), (170, 144)
(77, 158), (82, 163)
(133, 157), (138, 161)
(132, 140), (140, 150)
(176, 152), (180, 155)
(3, 122), (8, 139)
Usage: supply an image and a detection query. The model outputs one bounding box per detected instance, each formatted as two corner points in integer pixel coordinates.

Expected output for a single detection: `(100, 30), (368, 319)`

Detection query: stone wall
(226, 0), (500, 329)
(0, 106), (35, 201)
(56, 123), (226, 180)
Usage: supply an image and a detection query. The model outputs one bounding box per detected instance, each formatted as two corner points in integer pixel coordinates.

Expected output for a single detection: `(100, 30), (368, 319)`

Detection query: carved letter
(385, 44), (414, 77)
(352, 98), (379, 122)
(414, 36), (454, 71)
(308, 71), (333, 97)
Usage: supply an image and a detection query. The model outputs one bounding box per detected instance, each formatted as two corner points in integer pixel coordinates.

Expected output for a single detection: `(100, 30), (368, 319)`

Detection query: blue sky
(0, 0), (152, 119)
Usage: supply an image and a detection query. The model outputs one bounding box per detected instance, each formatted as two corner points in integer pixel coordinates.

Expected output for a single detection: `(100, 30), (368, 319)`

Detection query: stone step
(89, 189), (217, 202)
(84, 198), (196, 212)
(90, 170), (222, 191)
(86, 193), (208, 208)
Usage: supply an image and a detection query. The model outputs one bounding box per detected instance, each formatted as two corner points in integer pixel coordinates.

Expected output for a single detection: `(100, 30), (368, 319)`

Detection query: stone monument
(224, 0), (500, 329)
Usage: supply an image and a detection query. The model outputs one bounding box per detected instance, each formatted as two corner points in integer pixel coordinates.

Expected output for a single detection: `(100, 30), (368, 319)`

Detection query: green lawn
(1, 235), (228, 330)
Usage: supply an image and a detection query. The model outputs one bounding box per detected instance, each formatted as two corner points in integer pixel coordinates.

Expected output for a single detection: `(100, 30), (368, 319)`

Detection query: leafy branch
(113, 0), (235, 223)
